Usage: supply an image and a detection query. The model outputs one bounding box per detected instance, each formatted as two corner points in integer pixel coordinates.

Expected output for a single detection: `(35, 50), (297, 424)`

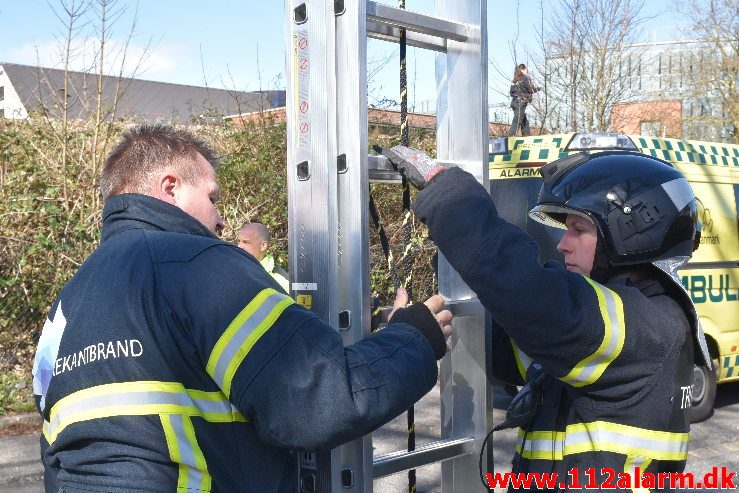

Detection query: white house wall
(0, 65), (29, 119)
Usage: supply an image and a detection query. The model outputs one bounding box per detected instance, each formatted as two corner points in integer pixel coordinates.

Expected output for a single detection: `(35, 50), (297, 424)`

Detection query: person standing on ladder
(508, 64), (540, 137)
(380, 146), (711, 491)
(238, 222), (290, 293)
(32, 124), (454, 493)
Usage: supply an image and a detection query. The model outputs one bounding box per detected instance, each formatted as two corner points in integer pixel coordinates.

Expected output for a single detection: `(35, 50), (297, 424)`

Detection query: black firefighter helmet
(528, 151), (700, 268)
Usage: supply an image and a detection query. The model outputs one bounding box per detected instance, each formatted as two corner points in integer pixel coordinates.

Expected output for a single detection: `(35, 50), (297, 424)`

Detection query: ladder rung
(368, 154), (402, 183)
(366, 1), (469, 43)
(367, 21), (448, 53)
(372, 437), (474, 479)
(446, 298), (484, 318)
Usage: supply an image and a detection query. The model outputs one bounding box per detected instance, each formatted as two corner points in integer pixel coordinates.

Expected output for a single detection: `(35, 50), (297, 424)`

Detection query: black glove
(389, 303), (446, 360)
(374, 145), (439, 189)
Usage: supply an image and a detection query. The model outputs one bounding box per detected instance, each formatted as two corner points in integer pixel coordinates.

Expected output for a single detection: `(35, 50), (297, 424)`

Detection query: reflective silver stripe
(210, 290), (290, 391)
(561, 279), (625, 387)
(44, 382), (246, 444)
(54, 391), (234, 425)
(574, 286), (619, 383)
(168, 414), (205, 489)
(511, 341), (532, 380)
(565, 429), (687, 455)
(516, 422), (689, 461)
(520, 435), (564, 456)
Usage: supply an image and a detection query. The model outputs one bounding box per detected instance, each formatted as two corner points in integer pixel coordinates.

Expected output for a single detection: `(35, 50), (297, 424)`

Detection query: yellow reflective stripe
(161, 415), (212, 493)
(560, 278), (625, 387)
(511, 340), (531, 380)
(161, 415), (184, 488)
(207, 288), (294, 398)
(516, 421), (689, 461)
(44, 381), (246, 444)
(625, 455), (653, 493)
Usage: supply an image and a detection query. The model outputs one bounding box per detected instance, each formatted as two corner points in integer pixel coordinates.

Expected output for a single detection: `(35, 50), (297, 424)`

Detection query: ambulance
(489, 132), (739, 422)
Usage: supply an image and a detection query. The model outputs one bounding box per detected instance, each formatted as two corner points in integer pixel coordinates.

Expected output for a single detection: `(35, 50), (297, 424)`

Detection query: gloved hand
(388, 288), (452, 360)
(374, 145), (448, 189)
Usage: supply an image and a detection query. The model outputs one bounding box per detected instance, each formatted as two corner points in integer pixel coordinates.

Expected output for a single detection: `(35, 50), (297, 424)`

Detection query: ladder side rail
(335, 0), (373, 491)
(285, 0), (342, 491)
(434, 1), (491, 492)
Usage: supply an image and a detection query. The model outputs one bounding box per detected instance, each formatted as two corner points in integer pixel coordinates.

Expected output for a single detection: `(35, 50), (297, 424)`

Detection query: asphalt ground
(2, 382), (738, 492)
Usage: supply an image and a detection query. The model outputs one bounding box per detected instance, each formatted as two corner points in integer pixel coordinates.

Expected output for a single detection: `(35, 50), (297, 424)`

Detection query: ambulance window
(489, 178), (564, 266)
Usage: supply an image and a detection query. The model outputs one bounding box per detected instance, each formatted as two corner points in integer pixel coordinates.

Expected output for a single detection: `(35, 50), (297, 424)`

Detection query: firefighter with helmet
(380, 146), (711, 491)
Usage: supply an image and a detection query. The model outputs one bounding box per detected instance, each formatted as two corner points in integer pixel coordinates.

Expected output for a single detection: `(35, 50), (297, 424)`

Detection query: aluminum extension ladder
(284, 1), (490, 491)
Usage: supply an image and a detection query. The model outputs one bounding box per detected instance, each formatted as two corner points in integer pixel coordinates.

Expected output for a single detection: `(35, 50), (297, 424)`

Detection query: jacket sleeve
(413, 167), (625, 391)
(159, 245), (438, 451)
(490, 317), (526, 386)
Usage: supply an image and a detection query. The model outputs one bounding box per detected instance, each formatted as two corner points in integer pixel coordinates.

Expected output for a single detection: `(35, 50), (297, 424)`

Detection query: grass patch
(0, 370), (36, 415)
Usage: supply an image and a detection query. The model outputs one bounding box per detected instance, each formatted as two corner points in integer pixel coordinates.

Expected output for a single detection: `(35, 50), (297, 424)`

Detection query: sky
(0, 0), (694, 109)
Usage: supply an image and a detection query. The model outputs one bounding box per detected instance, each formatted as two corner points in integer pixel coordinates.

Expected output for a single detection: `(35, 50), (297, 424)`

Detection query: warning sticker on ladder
(294, 30), (311, 148)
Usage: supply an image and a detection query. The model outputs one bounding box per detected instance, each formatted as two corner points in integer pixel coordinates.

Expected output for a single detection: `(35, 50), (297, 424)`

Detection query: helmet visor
(528, 204), (594, 230)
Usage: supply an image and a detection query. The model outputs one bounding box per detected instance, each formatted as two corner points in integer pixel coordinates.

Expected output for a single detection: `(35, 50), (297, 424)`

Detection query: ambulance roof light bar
(566, 132), (637, 152)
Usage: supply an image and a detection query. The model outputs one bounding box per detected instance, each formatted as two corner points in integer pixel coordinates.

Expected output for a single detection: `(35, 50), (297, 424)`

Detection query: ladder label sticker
(296, 294), (313, 310)
(294, 29), (311, 148)
(293, 282), (318, 291)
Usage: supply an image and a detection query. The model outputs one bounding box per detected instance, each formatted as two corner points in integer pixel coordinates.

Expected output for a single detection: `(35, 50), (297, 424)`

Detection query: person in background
(509, 63), (541, 137)
(238, 222), (290, 292)
(33, 125), (453, 493)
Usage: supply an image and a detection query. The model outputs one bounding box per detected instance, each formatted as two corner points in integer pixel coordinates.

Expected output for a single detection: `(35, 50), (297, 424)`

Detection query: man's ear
(154, 174), (178, 206)
(259, 240), (269, 254)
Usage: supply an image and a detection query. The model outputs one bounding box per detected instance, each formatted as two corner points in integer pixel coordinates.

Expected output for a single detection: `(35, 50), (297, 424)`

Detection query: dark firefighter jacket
(32, 194), (439, 493)
(414, 167), (694, 491)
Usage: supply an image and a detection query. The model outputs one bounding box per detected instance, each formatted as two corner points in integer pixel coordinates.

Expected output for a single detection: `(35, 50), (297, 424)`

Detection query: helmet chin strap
(589, 232), (612, 284)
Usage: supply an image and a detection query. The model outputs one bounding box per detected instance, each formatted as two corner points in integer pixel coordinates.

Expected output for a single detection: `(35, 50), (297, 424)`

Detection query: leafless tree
(525, 0), (561, 133)
(536, 0), (649, 132)
(678, 0), (738, 143)
(48, 0), (91, 203)
(37, 0), (152, 210)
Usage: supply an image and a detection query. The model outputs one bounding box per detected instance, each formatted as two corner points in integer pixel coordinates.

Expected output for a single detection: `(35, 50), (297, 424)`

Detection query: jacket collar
(101, 193), (218, 242)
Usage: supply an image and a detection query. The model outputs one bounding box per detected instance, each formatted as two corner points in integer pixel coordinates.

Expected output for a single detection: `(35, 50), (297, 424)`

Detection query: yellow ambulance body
(489, 132), (739, 421)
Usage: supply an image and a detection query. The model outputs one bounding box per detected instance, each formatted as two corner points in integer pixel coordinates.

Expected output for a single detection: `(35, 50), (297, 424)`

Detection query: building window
(640, 120), (663, 137)
(0, 85), (4, 101)
(0, 108), (4, 119)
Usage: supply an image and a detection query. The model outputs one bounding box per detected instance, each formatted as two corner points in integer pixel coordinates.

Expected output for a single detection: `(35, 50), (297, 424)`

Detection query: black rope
(398, 2), (416, 491)
(369, 192), (402, 291)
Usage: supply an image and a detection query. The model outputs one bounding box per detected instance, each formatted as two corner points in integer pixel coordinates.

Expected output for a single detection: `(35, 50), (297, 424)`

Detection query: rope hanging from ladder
(367, 3), (419, 490)
(398, 2), (417, 491)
